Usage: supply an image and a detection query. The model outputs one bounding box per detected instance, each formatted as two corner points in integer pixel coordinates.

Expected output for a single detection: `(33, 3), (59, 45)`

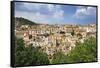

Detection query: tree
(15, 38), (49, 66)
(71, 30), (75, 36)
(51, 37), (97, 64)
(67, 37), (97, 63)
(60, 31), (65, 34)
(77, 33), (82, 39)
(51, 51), (66, 64)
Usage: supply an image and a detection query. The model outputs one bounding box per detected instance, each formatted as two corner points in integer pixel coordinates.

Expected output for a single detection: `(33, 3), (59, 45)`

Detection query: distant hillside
(15, 17), (37, 27)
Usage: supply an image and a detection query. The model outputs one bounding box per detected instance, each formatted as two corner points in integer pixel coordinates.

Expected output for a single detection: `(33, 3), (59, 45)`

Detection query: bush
(15, 37), (97, 65)
(51, 37), (97, 64)
(71, 30), (75, 36)
(15, 38), (49, 66)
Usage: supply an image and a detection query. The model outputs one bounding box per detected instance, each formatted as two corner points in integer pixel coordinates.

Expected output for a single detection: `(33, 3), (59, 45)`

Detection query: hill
(15, 17), (37, 27)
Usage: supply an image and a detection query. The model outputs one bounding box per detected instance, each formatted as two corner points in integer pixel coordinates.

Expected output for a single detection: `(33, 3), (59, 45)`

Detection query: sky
(14, 2), (97, 25)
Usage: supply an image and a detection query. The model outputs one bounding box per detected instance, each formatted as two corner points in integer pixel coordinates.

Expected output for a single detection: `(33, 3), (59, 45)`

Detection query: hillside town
(15, 23), (96, 59)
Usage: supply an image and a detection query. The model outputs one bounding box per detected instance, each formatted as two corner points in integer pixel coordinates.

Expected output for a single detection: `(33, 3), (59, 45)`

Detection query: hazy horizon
(15, 16), (96, 25)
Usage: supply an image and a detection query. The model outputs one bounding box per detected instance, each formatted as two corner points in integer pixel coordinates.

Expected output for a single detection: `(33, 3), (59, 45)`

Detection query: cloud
(23, 3), (41, 10)
(47, 4), (55, 12)
(15, 11), (51, 24)
(53, 10), (64, 19)
(15, 2), (44, 12)
(53, 5), (64, 20)
(74, 6), (96, 19)
(15, 2), (64, 24)
(32, 12), (51, 24)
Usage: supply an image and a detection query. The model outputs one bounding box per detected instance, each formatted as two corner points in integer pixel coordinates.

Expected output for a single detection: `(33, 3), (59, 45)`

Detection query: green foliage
(15, 38), (25, 52)
(51, 37), (97, 64)
(15, 37), (97, 65)
(77, 33), (82, 39)
(15, 38), (49, 66)
(60, 31), (65, 34)
(15, 17), (38, 27)
(51, 51), (66, 64)
(68, 37), (97, 63)
(71, 30), (75, 36)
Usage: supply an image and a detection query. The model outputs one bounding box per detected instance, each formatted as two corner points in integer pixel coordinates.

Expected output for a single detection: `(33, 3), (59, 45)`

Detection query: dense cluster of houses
(15, 24), (96, 59)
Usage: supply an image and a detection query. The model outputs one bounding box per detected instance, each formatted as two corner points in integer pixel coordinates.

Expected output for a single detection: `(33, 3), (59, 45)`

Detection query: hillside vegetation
(51, 37), (97, 64)
(15, 17), (38, 27)
(15, 37), (97, 66)
(15, 38), (49, 66)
